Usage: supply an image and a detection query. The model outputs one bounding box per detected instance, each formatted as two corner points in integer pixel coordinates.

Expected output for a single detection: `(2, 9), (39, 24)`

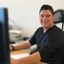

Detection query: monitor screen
(0, 8), (10, 64)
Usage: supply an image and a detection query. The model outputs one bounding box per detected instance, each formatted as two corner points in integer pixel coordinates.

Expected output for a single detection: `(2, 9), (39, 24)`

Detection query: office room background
(0, 0), (64, 37)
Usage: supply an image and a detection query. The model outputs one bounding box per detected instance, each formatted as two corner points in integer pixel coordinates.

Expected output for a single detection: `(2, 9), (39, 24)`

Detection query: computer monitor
(0, 8), (10, 64)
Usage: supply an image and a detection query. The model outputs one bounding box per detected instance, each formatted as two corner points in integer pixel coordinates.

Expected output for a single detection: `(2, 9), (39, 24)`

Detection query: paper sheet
(11, 53), (29, 59)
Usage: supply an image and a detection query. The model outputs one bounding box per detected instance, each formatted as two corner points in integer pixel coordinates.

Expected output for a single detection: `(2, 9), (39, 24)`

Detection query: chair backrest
(54, 9), (64, 23)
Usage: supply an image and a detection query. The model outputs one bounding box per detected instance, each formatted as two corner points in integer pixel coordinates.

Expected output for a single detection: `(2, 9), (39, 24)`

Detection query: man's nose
(42, 16), (47, 21)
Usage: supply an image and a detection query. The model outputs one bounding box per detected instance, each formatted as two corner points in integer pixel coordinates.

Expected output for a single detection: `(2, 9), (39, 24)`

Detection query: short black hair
(39, 4), (54, 15)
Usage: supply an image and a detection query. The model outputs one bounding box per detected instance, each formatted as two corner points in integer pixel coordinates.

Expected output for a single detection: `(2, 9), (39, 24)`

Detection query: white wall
(1, 0), (64, 36)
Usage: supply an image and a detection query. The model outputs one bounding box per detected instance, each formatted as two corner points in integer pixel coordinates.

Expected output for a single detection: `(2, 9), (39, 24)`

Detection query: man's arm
(10, 40), (31, 51)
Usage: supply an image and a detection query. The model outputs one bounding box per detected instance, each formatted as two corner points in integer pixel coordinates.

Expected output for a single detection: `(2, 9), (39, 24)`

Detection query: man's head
(39, 4), (55, 30)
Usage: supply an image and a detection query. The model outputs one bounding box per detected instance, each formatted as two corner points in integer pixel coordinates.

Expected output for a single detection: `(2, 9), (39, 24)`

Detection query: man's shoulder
(34, 27), (43, 35)
(37, 27), (43, 31)
(50, 26), (64, 38)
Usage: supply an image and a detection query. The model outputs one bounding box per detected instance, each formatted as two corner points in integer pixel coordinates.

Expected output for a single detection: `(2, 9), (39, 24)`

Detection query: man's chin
(42, 26), (49, 29)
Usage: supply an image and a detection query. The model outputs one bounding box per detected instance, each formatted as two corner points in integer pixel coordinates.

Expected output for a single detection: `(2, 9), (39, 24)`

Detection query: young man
(10, 4), (64, 64)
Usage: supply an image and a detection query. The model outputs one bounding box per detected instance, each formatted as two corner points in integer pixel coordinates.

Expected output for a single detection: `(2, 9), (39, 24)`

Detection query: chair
(54, 9), (64, 30)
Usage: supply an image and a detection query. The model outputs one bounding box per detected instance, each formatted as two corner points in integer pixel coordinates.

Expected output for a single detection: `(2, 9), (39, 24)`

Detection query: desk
(10, 49), (46, 64)
(10, 49), (30, 64)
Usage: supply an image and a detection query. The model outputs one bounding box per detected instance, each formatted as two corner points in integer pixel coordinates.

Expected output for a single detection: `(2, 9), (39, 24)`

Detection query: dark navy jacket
(29, 25), (64, 64)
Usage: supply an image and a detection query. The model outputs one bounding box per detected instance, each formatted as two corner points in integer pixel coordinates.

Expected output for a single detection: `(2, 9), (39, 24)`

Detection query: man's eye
(46, 15), (51, 17)
(41, 15), (44, 18)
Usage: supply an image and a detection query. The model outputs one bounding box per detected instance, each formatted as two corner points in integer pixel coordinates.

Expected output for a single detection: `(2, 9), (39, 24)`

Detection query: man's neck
(43, 24), (54, 33)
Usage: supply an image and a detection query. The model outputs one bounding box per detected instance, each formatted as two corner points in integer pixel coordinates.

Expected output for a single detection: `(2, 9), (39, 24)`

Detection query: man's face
(39, 10), (55, 29)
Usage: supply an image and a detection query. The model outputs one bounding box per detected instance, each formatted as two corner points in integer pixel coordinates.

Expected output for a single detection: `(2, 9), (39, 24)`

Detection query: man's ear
(53, 15), (56, 21)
